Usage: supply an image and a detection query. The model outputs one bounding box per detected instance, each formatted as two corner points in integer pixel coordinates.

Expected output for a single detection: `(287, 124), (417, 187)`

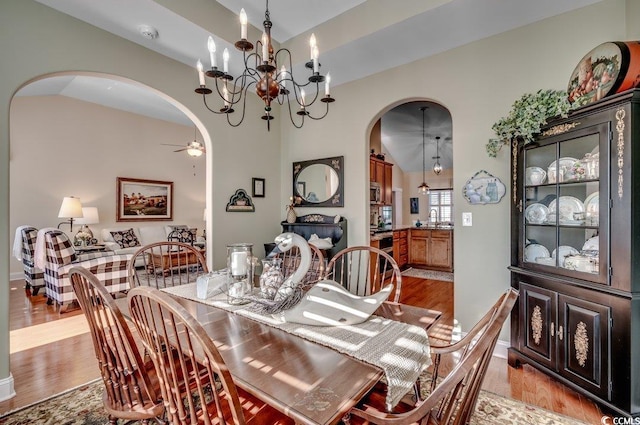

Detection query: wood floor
(1, 276), (610, 423)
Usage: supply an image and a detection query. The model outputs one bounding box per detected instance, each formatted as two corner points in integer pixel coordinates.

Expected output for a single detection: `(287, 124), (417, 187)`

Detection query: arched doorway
(368, 99), (454, 275)
(6, 71), (211, 407)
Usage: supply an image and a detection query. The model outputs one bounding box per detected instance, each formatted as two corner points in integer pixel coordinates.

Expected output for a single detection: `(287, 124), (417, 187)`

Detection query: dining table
(116, 284), (442, 425)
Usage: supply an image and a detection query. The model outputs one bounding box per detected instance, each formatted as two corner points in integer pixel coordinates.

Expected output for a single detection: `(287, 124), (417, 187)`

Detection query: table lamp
(57, 196), (83, 232)
(75, 207), (99, 245)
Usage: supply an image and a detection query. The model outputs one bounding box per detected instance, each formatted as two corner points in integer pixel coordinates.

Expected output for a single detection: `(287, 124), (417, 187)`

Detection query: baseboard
(458, 330), (509, 359)
(493, 338), (510, 359)
(9, 272), (22, 281)
(0, 373), (16, 402)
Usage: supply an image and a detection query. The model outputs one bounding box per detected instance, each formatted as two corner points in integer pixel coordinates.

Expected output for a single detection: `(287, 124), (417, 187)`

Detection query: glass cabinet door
(522, 122), (609, 284)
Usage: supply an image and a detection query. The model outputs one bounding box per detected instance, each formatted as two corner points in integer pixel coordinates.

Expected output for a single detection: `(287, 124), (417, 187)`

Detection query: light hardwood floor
(1, 276), (611, 423)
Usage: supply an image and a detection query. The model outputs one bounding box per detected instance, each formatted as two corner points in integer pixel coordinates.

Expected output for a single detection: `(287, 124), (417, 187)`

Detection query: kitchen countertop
(370, 224), (454, 240)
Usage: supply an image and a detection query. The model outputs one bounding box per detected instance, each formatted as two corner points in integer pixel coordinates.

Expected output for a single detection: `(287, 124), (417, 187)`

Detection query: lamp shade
(58, 197), (83, 219)
(76, 207), (100, 225)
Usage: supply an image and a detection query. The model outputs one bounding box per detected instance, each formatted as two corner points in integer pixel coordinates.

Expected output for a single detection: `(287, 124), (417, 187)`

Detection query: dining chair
(68, 266), (164, 424)
(272, 243), (325, 288)
(127, 286), (294, 425)
(129, 241), (208, 289)
(345, 288), (519, 425)
(325, 246), (402, 303)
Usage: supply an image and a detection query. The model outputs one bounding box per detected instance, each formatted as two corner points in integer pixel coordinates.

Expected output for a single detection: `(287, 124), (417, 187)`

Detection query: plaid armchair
(42, 230), (132, 310)
(20, 226), (45, 295)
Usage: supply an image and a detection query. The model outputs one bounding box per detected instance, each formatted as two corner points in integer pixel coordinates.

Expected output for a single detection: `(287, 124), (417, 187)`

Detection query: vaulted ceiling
(22, 0), (603, 170)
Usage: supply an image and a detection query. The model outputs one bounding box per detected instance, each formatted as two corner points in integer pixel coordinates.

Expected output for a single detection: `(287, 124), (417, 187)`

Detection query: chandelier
(433, 136), (442, 175)
(194, 0), (335, 131)
(418, 107), (430, 195)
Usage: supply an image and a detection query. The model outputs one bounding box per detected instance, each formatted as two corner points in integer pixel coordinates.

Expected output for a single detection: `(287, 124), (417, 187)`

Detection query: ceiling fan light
(187, 147), (203, 157)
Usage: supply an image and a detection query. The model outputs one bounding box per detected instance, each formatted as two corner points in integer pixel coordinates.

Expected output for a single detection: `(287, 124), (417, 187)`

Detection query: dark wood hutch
(509, 89), (640, 418)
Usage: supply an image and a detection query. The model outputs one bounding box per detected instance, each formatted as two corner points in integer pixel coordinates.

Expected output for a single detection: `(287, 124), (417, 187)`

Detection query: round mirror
(295, 164), (339, 203)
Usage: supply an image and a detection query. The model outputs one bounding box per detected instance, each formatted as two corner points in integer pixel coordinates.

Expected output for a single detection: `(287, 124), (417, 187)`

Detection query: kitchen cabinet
(393, 229), (408, 269)
(509, 89), (640, 417)
(409, 228), (453, 272)
(370, 157), (393, 205)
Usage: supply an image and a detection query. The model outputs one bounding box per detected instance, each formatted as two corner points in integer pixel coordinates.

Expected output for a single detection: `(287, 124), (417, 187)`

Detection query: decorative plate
(548, 157), (578, 183)
(552, 245), (579, 267)
(549, 196), (584, 221)
(524, 244), (550, 263)
(525, 203), (549, 224)
(568, 41), (640, 107)
(583, 191), (599, 217)
(582, 236), (599, 251)
(536, 257), (556, 266)
(525, 166), (547, 185)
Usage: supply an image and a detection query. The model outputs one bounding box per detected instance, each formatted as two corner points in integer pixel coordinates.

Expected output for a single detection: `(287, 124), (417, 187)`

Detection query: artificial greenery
(486, 89), (574, 157)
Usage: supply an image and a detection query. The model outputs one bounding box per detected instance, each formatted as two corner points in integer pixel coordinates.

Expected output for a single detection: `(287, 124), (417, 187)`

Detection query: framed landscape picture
(117, 177), (173, 221)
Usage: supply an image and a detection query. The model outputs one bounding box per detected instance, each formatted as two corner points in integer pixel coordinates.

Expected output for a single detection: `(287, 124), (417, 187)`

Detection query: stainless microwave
(370, 182), (381, 204)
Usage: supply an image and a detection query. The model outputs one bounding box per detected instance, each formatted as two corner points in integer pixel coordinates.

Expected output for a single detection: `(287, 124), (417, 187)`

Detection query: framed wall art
(116, 177), (173, 221)
(463, 170), (506, 205)
(252, 178), (265, 198)
(410, 197), (419, 214)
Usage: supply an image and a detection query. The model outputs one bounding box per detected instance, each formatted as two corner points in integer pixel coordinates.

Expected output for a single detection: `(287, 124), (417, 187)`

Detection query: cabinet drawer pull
(558, 325), (563, 341)
(550, 322), (554, 337)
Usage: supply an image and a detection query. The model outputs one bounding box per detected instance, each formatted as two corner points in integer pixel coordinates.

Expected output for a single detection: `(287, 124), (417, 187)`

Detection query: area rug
(402, 267), (454, 282)
(0, 379), (588, 424)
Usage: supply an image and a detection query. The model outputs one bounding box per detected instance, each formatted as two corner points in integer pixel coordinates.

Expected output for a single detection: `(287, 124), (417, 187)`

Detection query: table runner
(163, 283), (431, 410)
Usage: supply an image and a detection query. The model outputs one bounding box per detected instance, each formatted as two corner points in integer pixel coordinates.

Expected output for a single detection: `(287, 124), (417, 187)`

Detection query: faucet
(429, 209), (439, 224)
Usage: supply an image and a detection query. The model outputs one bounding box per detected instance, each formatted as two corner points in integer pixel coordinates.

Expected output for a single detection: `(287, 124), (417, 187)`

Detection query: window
(381, 206), (392, 224)
(428, 190), (453, 223)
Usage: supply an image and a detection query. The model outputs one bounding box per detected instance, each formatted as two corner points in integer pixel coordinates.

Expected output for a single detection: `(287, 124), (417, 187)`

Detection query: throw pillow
(110, 228), (140, 249)
(308, 233), (333, 249)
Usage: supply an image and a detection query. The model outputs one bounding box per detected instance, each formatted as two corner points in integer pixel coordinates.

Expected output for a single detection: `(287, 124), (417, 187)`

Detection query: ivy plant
(486, 89), (575, 157)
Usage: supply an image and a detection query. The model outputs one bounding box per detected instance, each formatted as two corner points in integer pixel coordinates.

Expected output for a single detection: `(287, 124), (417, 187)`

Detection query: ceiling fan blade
(161, 143), (186, 147)
(173, 148), (188, 152)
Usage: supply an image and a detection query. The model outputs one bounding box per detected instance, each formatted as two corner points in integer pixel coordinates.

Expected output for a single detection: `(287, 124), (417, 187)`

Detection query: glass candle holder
(226, 243), (253, 305)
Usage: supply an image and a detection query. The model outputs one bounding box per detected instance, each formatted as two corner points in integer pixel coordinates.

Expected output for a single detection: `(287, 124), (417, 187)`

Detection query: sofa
(101, 225), (200, 266)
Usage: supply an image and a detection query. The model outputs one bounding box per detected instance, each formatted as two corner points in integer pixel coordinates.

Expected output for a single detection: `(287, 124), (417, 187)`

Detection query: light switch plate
(462, 212), (472, 226)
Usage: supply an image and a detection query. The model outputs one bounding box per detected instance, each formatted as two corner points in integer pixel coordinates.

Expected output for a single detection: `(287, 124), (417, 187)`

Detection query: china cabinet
(508, 89), (640, 417)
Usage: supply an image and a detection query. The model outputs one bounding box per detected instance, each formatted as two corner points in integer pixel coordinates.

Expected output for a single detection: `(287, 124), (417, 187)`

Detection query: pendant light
(418, 106), (430, 195)
(433, 136), (442, 175)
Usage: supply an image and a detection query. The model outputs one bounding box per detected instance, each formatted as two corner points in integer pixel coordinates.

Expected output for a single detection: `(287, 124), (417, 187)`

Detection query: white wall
(281, 0), (637, 342)
(9, 95), (207, 277)
(0, 0), (283, 388)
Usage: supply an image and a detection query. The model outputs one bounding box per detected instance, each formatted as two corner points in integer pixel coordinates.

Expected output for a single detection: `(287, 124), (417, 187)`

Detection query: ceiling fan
(161, 128), (205, 157)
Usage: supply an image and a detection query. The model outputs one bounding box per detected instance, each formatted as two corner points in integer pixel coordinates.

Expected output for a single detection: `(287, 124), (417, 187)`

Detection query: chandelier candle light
(194, 0), (335, 130)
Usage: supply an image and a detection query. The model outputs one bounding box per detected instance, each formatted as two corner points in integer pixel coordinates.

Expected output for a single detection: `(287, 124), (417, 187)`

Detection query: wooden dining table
(116, 293), (441, 425)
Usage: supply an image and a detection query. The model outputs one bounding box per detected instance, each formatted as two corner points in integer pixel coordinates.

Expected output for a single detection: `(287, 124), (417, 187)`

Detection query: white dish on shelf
(582, 236), (599, 251)
(559, 219), (584, 225)
(552, 245), (579, 266)
(525, 167), (547, 185)
(549, 196), (584, 221)
(525, 244), (550, 263)
(564, 255), (598, 273)
(536, 257), (556, 266)
(525, 203), (549, 224)
(583, 191), (599, 224)
(548, 157), (578, 183)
